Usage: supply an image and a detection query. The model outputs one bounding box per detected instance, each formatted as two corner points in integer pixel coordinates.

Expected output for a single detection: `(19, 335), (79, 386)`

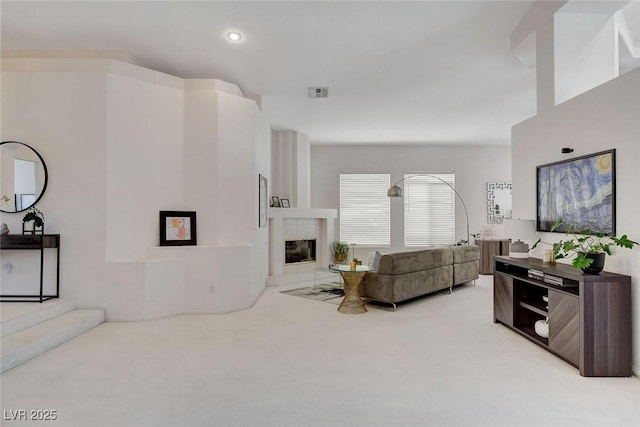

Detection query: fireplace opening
(285, 239), (316, 264)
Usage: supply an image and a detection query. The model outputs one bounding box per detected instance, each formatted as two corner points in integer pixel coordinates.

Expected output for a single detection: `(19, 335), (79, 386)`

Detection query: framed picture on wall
(259, 174), (268, 228)
(537, 149), (615, 234)
(159, 211), (197, 246)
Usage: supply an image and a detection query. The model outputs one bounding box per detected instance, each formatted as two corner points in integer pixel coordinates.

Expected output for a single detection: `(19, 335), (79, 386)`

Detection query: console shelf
(493, 256), (631, 377)
(519, 301), (547, 317)
(0, 234), (60, 303)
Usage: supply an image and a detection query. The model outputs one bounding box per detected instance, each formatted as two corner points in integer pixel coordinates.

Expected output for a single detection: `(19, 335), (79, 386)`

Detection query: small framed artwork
(259, 174), (268, 228)
(280, 198), (290, 208)
(159, 211), (197, 246)
(271, 196), (280, 207)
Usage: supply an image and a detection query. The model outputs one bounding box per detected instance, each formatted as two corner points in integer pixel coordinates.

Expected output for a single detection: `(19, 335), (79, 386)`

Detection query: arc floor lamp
(387, 174), (470, 245)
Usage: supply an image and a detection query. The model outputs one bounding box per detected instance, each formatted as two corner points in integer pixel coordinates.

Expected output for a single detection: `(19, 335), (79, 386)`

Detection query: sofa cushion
(452, 245), (480, 263)
(366, 251), (383, 270)
(454, 261), (479, 285)
(360, 265), (454, 303)
(377, 248), (453, 275)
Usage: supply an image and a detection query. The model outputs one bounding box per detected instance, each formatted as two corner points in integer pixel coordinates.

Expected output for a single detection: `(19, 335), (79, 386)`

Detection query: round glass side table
(329, 264), (374, 314)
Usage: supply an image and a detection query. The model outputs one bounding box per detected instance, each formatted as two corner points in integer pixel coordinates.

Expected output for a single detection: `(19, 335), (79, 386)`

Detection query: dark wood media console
(493, 256), (631, 377)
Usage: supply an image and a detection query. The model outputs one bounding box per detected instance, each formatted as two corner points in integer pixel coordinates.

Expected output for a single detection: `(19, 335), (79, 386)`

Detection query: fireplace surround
(267, 208), (337, 286)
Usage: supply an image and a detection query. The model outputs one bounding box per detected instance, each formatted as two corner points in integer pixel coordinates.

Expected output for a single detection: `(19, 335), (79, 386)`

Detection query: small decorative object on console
(479, 225), (496, 240)
(543, 273), (569, 287)
(543, 249), (556, 264)
(22, 206), (45, 234)
(1, 223), (9, 235)
(535, 318), (549, 338)
(527, 269), (544, 281)
(504, 219), (536, 258)
(0, 195), (11, 207)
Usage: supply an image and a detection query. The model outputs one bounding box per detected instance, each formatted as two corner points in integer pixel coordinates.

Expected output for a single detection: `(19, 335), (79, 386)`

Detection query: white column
(271, 129), (311, 208)
(268, 216), (284, 276)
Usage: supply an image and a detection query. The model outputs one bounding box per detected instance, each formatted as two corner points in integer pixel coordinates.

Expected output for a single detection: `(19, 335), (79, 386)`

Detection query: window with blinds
(339, 173), (390, 246)
(404, 173), (455, 246)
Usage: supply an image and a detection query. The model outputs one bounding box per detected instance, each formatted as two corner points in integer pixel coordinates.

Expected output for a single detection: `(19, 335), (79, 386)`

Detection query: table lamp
(504, 219), (536, 258)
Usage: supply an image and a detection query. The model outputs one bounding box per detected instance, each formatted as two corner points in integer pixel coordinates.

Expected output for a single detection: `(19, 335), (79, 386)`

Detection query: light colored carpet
(1, 275), (639, 427)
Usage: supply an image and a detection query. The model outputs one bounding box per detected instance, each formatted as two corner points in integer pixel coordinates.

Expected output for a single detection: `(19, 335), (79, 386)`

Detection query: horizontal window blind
(404, 173), (455, 246)
(340, 174), (390, 246)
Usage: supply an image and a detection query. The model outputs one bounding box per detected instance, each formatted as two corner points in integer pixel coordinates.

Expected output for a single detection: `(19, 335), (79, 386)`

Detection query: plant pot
(332, 253), (347, 265)
(581, 252), (605, 274)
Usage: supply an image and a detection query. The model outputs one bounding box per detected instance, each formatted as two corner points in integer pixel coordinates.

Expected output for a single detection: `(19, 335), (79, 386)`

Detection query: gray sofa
(359, 245), (479, 308)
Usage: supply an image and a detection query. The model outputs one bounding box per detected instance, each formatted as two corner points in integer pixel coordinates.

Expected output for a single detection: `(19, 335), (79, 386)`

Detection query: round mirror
(0, 141), (48, 213)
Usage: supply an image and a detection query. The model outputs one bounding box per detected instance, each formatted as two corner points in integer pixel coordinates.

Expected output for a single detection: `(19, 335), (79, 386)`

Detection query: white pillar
(271, 129), (310, 208)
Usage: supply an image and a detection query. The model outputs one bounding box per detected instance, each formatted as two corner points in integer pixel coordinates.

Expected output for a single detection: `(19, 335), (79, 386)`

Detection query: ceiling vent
(308, 87), (329, 98)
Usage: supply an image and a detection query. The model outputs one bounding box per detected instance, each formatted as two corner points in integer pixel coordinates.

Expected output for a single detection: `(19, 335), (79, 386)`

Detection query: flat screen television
(536, 149), (615, 234)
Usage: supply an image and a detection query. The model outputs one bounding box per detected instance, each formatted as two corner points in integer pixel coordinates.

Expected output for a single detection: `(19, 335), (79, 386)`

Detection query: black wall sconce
(561, 148), (574, 154)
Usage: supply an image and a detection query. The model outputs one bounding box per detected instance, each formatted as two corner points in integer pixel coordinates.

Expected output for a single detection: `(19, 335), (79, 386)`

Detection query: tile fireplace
(267, 208), (337, 286)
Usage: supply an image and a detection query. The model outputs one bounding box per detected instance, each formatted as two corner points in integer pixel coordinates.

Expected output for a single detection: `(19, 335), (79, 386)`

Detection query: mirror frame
(487, 182), (512, 224)
(0, 141), (49, 213)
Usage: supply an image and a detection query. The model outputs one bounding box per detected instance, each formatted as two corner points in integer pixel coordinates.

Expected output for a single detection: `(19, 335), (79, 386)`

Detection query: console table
(0, 234), (60, 303)
(493, 256), (631, 377)
(475, 239), (509, 274)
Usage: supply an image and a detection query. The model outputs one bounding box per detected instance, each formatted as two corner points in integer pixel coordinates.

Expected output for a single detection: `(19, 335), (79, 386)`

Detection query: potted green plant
(531, 219), (637, 274)
(330, 240), (350, 265)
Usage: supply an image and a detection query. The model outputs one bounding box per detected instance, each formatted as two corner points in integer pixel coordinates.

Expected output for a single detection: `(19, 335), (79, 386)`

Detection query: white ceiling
(0, 1), (631, 145)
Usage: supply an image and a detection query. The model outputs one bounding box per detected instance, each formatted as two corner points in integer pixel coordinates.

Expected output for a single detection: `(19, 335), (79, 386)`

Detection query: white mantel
(268, 207), (336, 220)
(267, 208), (337, 286)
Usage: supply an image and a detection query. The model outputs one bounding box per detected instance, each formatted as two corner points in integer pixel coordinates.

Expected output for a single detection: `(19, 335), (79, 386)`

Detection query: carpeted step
(1, 298), (77, 338)
(1, 309), (105, 373)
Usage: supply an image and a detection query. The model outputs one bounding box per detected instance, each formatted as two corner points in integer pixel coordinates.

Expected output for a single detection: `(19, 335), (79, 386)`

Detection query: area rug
(280, 284), (345, 305)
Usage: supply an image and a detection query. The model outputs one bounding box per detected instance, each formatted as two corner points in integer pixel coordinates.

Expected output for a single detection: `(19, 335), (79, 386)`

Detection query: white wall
(1, 56), (269, 319)
(310, 144), (511, 261)
(179, 82), (270, 314)
(106, 73), (184, 262)
(512, 67), (640, 373)
(555, 12), (618, 104)
(1, 69), (109, 306)
(215, 91), (259, 244)
(250, 112), (271, 303)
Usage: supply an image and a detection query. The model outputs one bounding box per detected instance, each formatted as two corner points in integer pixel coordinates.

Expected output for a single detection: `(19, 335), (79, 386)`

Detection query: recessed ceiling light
(226, 31), (243, 42)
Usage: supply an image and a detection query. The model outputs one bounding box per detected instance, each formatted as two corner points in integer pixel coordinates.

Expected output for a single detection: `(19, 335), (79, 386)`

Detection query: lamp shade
(503, 219), (536, 241)
(503, 219), (535, 258)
